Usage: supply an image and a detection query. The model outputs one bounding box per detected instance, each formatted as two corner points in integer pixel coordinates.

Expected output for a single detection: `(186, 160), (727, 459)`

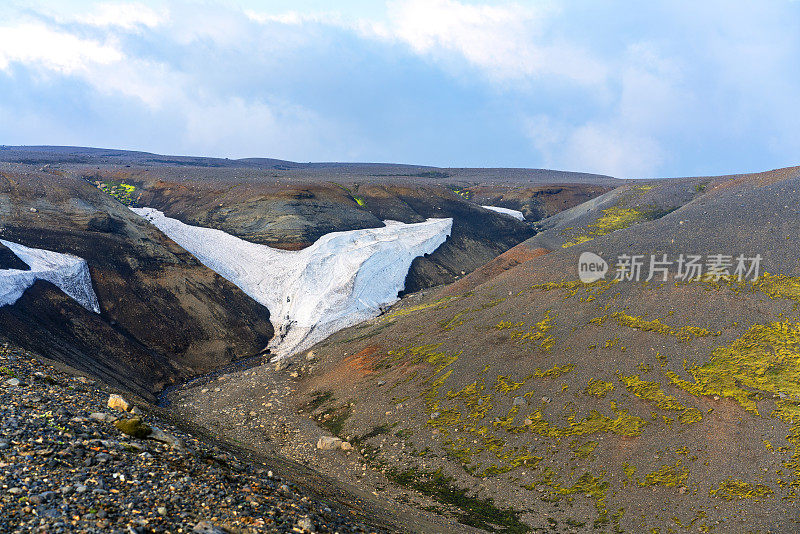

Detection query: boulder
(316, 436), (342, 450)
(114, 417), (152, 439)
(149, 427), (184, 449)
(107, 394), (132, 412)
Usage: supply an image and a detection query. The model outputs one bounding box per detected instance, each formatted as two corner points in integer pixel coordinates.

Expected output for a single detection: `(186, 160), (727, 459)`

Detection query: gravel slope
(0, 341), (393, 534)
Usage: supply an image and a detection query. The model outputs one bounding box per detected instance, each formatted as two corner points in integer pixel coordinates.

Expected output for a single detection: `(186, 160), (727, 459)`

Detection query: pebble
(0, 343), (383, 533)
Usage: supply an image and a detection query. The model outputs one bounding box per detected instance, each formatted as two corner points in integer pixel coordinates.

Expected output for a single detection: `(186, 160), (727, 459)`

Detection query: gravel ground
(0, 342), (387, 534)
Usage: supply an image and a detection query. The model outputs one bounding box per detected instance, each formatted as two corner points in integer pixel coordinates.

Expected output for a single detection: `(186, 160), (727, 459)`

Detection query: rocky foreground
(0, 342), (386, 534)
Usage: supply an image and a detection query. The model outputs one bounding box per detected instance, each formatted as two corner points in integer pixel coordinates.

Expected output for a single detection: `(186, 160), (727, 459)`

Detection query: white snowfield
(0, 240), (100, 313)
(482, 205), (525, 220)
(132, 207), (453, 358)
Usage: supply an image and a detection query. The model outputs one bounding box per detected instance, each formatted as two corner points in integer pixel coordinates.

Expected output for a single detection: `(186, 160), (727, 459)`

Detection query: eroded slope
(0, 168), (273, 397)
(270, 167), (800, 532)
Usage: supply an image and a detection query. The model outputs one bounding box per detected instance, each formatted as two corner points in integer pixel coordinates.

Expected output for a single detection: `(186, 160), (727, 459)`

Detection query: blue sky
(1, 1), (800, 178)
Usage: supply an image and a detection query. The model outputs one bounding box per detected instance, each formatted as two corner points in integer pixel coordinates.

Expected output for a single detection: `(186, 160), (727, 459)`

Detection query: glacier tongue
(0, 240), (100, 313)
(132, 208), (452, 358)
(482, 205), (525, 220)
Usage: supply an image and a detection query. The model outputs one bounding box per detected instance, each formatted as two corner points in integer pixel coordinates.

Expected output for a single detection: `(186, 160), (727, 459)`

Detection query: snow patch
(0, 240), (100, 313)
(482, 205), (525, 220)
(132, 207), (452, 358)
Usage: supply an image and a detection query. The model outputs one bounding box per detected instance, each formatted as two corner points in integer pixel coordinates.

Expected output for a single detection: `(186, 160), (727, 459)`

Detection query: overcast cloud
(1, 0), (799, 178)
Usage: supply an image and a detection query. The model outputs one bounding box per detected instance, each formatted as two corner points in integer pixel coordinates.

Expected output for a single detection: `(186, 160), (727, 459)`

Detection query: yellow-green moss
(750, 273), (800, 303)
(563, 207), (646, 248)
(668, 321), (800, 414)
(710, 478), (774, 500)
(383, 297), (456, 320)
(618, 374), (702, 425)
(97, 180), (137, 205)
(570, 439), (598, 459)
(639, 461), (688, 487)
(593, 313), (719, 341)
(505, 310), (556, 350)
(518, 406), (647, 438)
(586, 379), (614, 397)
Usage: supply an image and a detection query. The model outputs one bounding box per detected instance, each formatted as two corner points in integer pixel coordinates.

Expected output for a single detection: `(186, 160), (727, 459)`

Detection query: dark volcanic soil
(185, 166), (800, 532)
(0, 167), (273, 399)
(0, 146), (616, 295)
(0, 340), (418, 533)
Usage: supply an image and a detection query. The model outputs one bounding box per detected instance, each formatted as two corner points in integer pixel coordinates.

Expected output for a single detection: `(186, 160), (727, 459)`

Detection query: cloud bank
(1, 0), (799, 177)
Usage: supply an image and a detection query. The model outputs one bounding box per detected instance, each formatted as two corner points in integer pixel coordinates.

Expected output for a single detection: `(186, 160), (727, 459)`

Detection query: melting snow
(132, 207), (452, 358)
(482, 205), (525, 220)
(0, 240), (100, 312)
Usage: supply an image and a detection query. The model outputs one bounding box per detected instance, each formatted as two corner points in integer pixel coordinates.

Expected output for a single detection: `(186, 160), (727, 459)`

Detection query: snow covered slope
(132, 208), (452, 358)
(0, 240), (100, 313)
(482, 205), (525, 220)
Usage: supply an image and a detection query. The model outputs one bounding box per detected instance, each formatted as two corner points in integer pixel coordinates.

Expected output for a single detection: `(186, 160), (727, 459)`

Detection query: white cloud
(524, 41), (694, 178)
(0, 23), (123, 73)
(244, 9), (342, 26)
(373, 0), (607, 86)
(79, 2), (166, 30)
(527, 116), (664, 178)
(180, 96), (353, 160)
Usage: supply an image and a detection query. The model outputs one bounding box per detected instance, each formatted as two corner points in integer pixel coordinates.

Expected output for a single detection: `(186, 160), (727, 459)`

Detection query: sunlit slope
(297, 167), (800, 532)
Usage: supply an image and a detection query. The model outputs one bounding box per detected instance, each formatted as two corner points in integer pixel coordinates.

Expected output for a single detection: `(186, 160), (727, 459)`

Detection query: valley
(1, 147), (798, 532)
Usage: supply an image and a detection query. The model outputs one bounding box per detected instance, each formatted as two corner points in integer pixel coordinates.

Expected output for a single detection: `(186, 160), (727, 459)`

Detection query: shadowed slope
(0, 169), (273, 397)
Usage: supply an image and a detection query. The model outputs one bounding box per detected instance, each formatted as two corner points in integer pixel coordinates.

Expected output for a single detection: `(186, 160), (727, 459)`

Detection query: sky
(1, 1), (800, 178)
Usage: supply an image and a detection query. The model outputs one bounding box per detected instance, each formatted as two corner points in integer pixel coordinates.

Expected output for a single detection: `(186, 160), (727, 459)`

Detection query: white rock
(107, 394), (132, 412)
(4, 378), (20, 387)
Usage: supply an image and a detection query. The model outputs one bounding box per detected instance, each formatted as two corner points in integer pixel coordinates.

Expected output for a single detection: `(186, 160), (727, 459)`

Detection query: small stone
(108, 394), (132, 412)
(377, 380), (385, 386)
(114, 417), (152, 439)
(75, 485), (88, 494)
(296, 516), (314, 532)
(5, 378), (20, 387)
(7, 487), (23, 495)
(193, 521), (225, 534)
(317, 436), (342, 450)
(148, 427), (184, 449)
(513, 396), (527, 406)
(90, 412), (117, 423)
(158, 506), (168, 515)
(340, 441), (353, 451)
